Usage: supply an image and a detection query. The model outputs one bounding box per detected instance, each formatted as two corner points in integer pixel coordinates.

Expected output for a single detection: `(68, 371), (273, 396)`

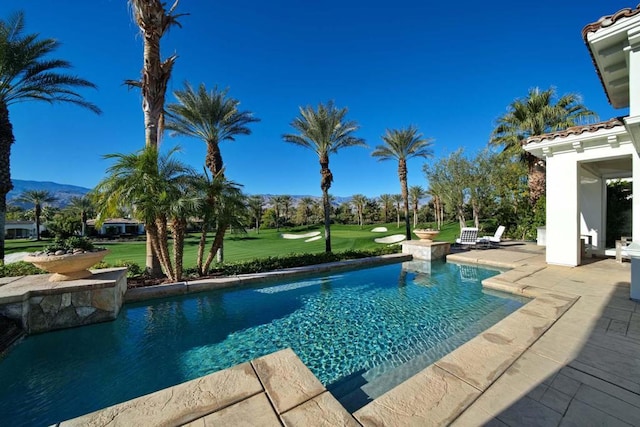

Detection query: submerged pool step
(0, 316), (24, 355)
(331, 303), (516, 412)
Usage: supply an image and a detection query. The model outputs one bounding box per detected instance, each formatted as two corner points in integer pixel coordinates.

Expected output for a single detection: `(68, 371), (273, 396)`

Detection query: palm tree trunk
(396, 204), (400, 228)
(155, 216), (174, 281)
(203, 224), (227, 274)
(172, 218), (186, 281)
(0, 102), (14, 261)
(399, 160), (411, 240)
(528, 155), (546, 206)
(319, 155), (333, 253)
(197, 222), (208, 276)
(322, 190), (331, 252)
(35, 204), (42, 240)
(413, 203), (418, 228)
(145, 229), (162, 277)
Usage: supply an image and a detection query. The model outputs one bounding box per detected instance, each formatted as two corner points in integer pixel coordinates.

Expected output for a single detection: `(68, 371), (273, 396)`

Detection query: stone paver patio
(57, 242), (640, 426)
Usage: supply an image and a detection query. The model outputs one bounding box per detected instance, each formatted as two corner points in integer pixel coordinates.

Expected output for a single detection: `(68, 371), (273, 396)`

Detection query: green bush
(113, 260), (144, 278)
(0, 261), (46, 277)
(218, 246), (399, 276)
(45, 236), (94, 252)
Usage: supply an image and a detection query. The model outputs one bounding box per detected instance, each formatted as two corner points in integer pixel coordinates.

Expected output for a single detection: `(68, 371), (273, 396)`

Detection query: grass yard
(5, 221), (465, 268)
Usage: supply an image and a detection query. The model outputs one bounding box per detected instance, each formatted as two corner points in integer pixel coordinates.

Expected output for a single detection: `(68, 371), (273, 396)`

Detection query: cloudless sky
(0, 1), (632, 198)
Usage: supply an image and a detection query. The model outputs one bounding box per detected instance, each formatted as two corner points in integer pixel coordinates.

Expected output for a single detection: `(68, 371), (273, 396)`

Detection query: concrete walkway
(448, 243), (640, 426)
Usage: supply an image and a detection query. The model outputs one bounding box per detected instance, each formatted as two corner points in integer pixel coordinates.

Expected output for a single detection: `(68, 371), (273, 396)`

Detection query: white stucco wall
(546, 155), (580, 266)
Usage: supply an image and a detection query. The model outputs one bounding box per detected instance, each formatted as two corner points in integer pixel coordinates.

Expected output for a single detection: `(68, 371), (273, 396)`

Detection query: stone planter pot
(413, 229), (440, 242)
(24, 249), (110, 282)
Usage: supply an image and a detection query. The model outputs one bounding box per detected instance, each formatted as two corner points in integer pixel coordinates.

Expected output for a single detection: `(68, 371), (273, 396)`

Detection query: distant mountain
(8, 180), (91, 208)
(5, 180), (357, 209)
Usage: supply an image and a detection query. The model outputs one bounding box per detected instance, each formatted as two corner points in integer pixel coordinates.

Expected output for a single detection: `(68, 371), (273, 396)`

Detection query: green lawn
(6, 222), (464, 268)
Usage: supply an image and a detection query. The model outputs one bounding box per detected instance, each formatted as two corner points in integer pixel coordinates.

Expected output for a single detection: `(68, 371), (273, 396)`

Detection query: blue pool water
(0, 261), (528, 425)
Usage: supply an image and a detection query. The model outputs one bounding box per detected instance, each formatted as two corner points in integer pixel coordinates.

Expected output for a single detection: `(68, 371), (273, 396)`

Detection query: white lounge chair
(478, 225), (505, 248)
(455, 227), (479, 249)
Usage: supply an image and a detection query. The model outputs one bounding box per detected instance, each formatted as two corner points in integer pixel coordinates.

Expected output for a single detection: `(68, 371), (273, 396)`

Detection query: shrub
(0, 261), (46, 277)
(113, 260), (144, 278)
(45, 236), (94, 252)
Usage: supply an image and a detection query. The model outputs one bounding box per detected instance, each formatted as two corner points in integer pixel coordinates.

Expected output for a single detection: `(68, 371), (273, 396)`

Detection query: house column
(546, 154), (580, 266)
(634, 152), (640, 241)
(628, 27), (640, 117)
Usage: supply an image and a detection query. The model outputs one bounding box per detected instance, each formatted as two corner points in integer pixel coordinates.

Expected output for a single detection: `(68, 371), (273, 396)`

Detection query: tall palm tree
(283, 101), (366, 252)
(372, 126), (434, 240)
(247, 195), (264, 233)
(16, 190), (57, 240)
(351, 194), (367, 227)
(93, 146), (194, 280)
(67, 196), (94, 236)
(166, 82), (260, 176)
(126, 0), (185, 148)
(296, 196), (315, 226)
(409, 185), (425, 228)
(490, 87), (597, 205)
(0, 11), (100, 259)
(166, 82), (259, 262)
(392, 194), (403, 228)
(378, 194), (393, 224)
(281, 195), (293, 224)
(270, 195), (285, 231)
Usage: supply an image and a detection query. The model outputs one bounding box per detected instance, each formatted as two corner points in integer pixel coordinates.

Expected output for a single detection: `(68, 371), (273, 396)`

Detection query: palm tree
(409, 185), (426, 228)
(271, 195), (285, 231)
(16, 190), (57, 240)
(281, 195), (293, 224)
(490, 87), (597, 205)
(0, 12), (100, 259)
(378, 194), (393, 224)
(247, 195), (264, 233)
(351, 194), (367, 227)
(372, 126), (434, 240)
(93, 146), (194, 280)
(126, 0), (185, 148)
(296, 196), (315, 226)
(392, 194), (403, 228)
(67, 196), (94, 236)
(283, 101), (366, 252)
(166, 82), (260, 176)
(166, 82), (258, 262)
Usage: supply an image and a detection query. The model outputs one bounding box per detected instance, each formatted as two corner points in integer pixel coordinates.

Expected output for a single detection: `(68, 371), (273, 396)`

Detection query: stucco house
(86, 218), (145, 236)
(4, 220), (46, 239)
(524, 5), (640, 299)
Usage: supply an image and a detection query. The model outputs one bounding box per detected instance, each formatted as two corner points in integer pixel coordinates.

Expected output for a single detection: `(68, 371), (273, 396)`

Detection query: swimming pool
(0, 260), (528, 425)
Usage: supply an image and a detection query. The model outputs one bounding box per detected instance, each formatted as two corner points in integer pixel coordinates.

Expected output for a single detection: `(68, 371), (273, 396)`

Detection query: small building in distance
(86, 218), (145, 237)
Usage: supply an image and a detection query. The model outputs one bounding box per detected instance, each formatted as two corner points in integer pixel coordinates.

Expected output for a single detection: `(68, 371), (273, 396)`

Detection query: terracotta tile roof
(582, 5), (640, 106)
(582, 4), (640, 38)
(525, 117), (625, 144)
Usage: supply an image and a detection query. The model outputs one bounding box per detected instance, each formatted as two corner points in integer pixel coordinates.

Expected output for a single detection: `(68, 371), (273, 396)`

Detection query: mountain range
(7, 180), (355, 208)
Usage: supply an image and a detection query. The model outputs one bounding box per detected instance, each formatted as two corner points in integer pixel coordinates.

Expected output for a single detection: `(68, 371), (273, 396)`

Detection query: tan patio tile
(503, 351), (562, 387)
(549, 373), (581, 397)
(518, 293), (577, 320)
(484, 309), (554, 349)
(569, 343), (640, 388)
(528, 329), (585, 364)
(574, 384), (640, 426)
(540, 387), (572, 414)
(280, 391), (359, 427)
(450, 404), (508, 427)
(561, 399), (631, 427)
(568, 359), (640, 395)
(354, 365), (480, 427)
(606, 296), (638, 312)
(602, 306), (632, 322)
(183, 393), (281, 427)
(560, 366), (640, 408)
(61, 363), (262, 426)
(607, 319), (629, 335)
(434, 333), (525, 391)
(252, 348), (325, 414)
(494, 396), (563, 427)
(482, 278), (528, 295)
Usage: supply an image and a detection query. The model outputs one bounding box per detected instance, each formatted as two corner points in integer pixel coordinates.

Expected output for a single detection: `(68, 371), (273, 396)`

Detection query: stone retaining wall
(0, 268), (127, 334)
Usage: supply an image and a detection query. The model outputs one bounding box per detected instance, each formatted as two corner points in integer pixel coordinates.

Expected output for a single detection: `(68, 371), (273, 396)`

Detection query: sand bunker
(281, 231), (321, 239)
(305, 236), (322, 242)
(371, 227), (388, 232)
(374, 234), (406, 244)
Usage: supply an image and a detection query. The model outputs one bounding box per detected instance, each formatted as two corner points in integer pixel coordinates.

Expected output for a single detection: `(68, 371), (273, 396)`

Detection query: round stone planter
(24, 249), (110, 282)
(413, 229), (440, 242)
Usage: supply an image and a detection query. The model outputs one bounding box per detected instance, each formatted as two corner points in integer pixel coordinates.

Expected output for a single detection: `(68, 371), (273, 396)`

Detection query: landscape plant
(15, 190), (57, 240)
(0, 11), (100, 259)
(283, 101), (366, 252)
(372, 126), (434, 240)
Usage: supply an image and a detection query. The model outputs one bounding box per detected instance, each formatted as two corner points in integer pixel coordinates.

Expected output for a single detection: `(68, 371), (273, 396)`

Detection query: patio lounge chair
(455, 227), (479, 249)
(478, 225), (505, 248)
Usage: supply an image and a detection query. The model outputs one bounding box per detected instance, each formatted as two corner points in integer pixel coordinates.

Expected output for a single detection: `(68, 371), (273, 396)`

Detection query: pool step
(0, 316), (24, 355)
(331, 302), (518, 412)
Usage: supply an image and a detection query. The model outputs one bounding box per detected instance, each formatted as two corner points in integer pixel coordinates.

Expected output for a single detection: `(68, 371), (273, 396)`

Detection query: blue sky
(0, 1), (631, 198)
